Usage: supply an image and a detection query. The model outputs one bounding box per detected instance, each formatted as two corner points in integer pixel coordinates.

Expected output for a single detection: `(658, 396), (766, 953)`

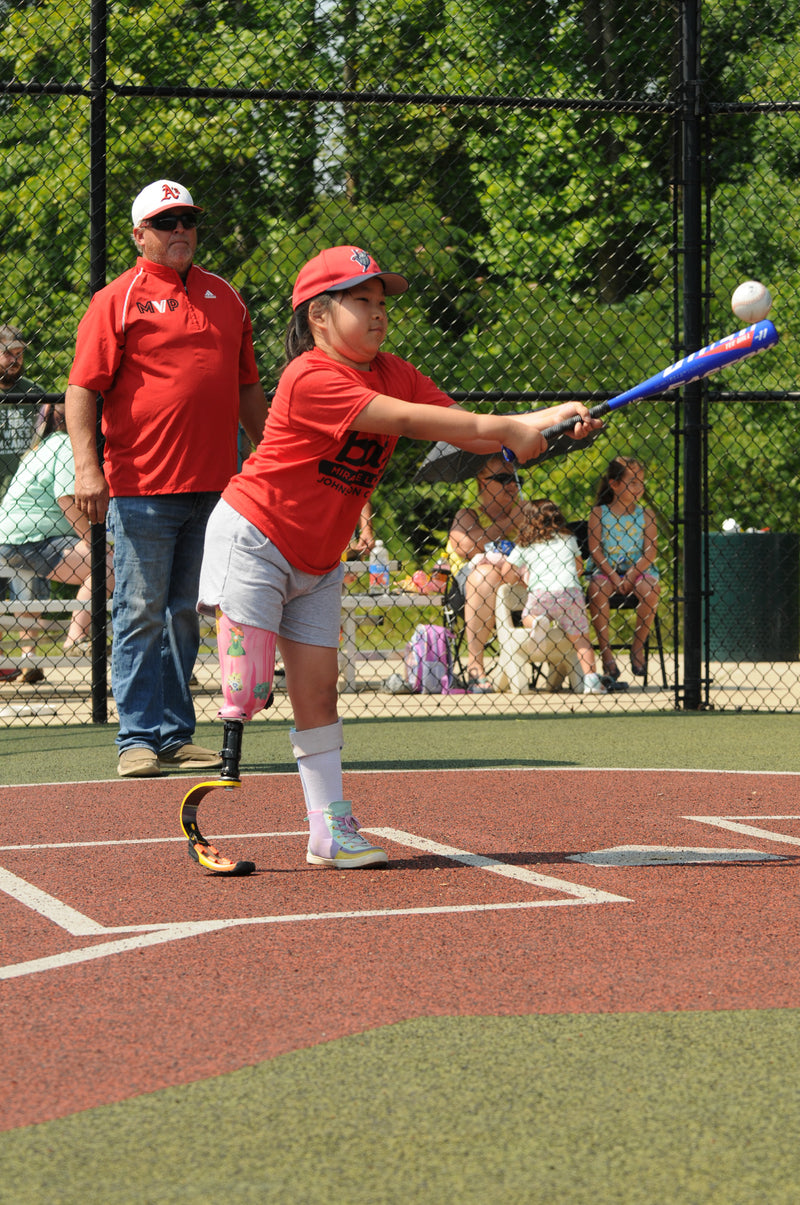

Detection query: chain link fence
(1, 0), (799, 728)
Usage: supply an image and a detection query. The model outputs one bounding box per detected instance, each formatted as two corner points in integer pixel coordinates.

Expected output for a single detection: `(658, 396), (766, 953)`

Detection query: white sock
(297, 748), (343, 812)
(290, 721), (344, 813)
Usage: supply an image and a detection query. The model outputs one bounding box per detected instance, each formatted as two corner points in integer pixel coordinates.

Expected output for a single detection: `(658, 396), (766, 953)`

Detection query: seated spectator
(506, 498), (612, 694)
(0, 320), (49, 640)
(586, 456), (660, 679)
(0, 402), (113, 670)
(446, 455), (525, 692)
(0, 322), (44, 493)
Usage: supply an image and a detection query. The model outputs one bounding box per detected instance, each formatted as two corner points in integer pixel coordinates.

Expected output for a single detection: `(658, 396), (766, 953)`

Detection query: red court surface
(2, 767), (799, 1131)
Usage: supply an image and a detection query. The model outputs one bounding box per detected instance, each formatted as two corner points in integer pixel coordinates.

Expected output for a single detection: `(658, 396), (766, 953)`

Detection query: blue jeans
(108, 493), (219, 755)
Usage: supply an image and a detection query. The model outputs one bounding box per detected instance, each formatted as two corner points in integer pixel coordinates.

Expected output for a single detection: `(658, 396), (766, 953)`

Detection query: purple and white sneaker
(307, 801), (388, 868)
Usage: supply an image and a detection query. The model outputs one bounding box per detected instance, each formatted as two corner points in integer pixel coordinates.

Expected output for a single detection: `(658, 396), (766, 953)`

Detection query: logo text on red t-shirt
(319, 430), (391, 494)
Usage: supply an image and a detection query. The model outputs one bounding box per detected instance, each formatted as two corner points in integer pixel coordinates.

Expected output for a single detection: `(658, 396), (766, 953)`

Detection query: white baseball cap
(131, 179), (202, 226)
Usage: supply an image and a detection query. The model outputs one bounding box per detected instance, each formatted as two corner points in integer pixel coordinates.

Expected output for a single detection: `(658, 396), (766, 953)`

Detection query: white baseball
(731, 280), (772, 324)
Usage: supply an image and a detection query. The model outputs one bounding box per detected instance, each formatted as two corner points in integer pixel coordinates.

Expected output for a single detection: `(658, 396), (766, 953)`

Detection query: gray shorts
(198, 498), (344, 648)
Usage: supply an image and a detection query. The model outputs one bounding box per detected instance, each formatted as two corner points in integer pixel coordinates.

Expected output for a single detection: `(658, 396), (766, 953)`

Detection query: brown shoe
(118, 747), (163, 778)
(19, 665), (45, 685)
(158, 742), (222, 771)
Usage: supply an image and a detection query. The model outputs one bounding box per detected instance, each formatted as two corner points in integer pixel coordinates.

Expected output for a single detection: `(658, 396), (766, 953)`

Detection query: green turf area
(2, 710), (800, 784)
(3, 1010), (799, 1204)
(3, 712), (799, 1204)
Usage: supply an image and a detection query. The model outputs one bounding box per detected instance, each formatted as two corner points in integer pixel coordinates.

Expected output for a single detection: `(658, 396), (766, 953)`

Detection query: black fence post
(89, 0), (108, 724)
(680, 0), (706, 710)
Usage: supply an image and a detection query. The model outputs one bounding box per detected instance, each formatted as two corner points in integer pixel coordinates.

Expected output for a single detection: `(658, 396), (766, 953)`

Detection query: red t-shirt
(68, 258), (260, 496)
(223, 349), (453, 574)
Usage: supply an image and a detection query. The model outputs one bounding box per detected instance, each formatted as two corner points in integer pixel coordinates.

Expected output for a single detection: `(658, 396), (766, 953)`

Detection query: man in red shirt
(65, 179), (268, 778)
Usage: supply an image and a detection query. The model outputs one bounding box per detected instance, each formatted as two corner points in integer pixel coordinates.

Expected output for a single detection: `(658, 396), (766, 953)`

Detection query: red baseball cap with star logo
(292, 246), (409, 310)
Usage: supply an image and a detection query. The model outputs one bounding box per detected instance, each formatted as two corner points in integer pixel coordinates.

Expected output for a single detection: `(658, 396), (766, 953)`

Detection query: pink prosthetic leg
(179, 611), (277, 876)
(216, 612), (277, 724)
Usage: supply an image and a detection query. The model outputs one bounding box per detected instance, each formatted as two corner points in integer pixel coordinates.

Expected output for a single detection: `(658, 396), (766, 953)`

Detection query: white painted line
(367, 828), (630, 903)
(0, 821), (630, 981)
(0, 832), (306, 852)
(0, 866), (111, 936)
(1, 830), (629, 906)
(357, 766), (800, 778)
(0, 899), (601, 982)
(0, 921), (232, 980)
(688, 815), (800, 848)
(3, 766), (800, 792)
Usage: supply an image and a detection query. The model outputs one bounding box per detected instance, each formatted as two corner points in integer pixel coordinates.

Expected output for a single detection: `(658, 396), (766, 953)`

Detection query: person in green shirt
(0, 402), (113, 674)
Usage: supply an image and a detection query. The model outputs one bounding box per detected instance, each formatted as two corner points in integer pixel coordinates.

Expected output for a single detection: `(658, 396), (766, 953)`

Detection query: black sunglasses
(485, 472), (516, 485)
(145, 212), (199, 231)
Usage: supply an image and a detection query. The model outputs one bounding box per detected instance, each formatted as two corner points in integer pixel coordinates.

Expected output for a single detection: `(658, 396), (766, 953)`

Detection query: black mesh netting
(2, 0), (799, 725)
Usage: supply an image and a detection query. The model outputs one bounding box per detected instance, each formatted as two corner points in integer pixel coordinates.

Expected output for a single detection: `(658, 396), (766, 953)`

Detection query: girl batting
(196, 245), (600, 870)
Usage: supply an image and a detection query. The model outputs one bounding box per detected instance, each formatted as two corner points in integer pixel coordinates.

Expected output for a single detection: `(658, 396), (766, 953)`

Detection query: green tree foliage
(3, 0), (800, 559)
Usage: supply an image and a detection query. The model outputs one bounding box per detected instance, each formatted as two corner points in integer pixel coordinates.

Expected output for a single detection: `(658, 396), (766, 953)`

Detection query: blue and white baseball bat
(503, 319), (779, 463)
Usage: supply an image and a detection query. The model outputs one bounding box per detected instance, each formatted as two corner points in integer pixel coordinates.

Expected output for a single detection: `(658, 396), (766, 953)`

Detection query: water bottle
(368, 540), (391, 594)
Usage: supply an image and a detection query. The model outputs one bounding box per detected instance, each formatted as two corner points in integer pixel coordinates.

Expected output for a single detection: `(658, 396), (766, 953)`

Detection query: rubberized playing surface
(2, 717), (800, 1203)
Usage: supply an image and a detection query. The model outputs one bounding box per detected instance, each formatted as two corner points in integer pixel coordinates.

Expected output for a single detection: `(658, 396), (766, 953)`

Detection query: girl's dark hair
(284, 294), (334, 364)
(517, 498), (571, 545)
(595, 456), (641, 505)
(35, 402), (66, 441)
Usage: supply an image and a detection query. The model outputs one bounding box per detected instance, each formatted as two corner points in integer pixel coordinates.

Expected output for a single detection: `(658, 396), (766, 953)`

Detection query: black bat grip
(503, 400), (610, 463)
(540, 399), (611, 440)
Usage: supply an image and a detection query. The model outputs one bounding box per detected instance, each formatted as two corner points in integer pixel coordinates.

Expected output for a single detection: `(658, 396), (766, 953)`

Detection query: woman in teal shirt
(586, 456), (660, 678)
(0, 403), (112, 660)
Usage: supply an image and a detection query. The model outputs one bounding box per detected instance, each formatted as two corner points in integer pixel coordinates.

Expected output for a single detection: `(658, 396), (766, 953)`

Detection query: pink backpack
(404, 624), (455, 693)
